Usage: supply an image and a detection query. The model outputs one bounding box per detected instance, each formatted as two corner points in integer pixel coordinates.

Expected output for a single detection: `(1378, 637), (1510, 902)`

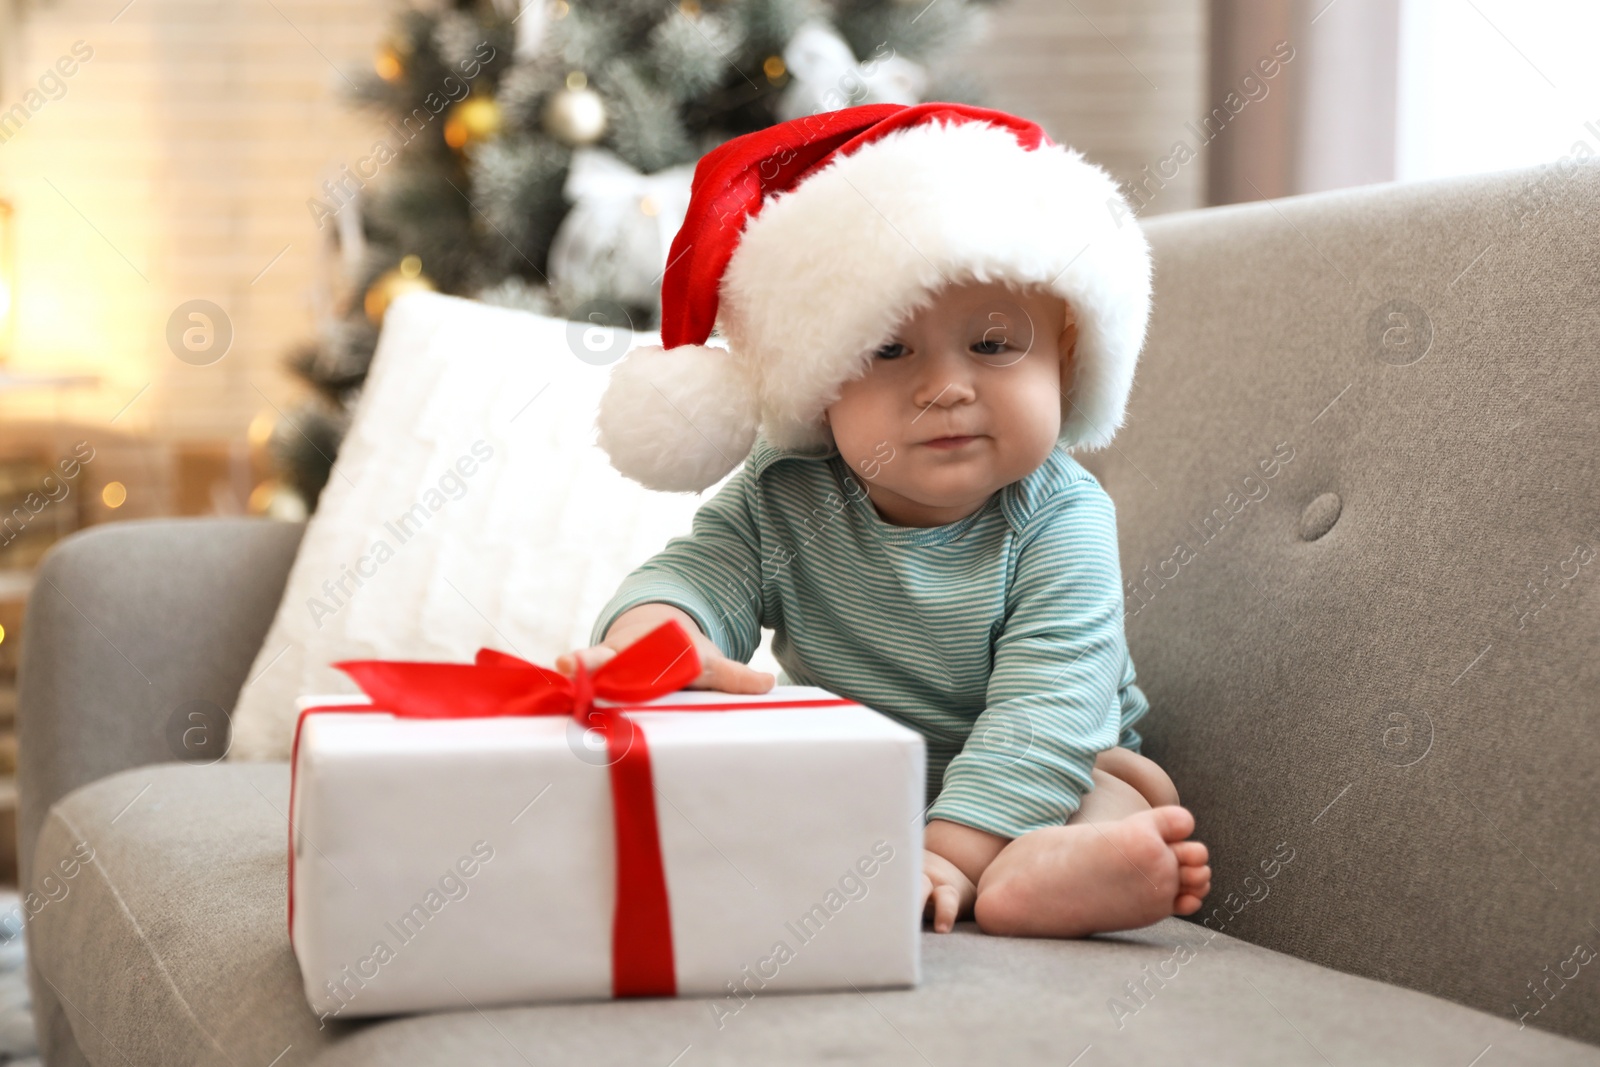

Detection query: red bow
(288, 620), (703, 997)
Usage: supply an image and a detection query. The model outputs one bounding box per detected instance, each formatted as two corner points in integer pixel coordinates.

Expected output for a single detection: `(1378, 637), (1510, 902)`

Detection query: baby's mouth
(919, 434), (983, 450)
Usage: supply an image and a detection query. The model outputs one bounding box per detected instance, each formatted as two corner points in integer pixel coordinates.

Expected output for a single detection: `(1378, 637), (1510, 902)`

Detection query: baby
(558, 102), (1211, 938)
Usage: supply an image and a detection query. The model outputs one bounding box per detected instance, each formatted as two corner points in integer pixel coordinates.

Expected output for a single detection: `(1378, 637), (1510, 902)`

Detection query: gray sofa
(19, 159), (1600, 1065)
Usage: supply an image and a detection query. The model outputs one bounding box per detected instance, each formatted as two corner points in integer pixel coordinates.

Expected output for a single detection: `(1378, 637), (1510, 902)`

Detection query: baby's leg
(972, 752), (1211, 938)
(1092, 746), (1181, 809)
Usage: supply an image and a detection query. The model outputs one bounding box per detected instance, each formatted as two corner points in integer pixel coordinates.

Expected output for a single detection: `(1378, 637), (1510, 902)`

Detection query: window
(1397, 0), (1600, 181)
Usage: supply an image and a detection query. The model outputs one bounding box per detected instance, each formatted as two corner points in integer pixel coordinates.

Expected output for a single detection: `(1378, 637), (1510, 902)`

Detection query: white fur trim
(718, 118), (1153, 452)
(596, 343), (759, 492)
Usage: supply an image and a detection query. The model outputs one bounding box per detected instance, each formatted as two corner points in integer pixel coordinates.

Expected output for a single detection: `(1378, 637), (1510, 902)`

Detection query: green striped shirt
(590, 433), (1150, 839)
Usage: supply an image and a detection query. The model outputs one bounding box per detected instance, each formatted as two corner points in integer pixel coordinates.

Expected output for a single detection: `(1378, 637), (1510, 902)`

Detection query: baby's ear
(1058, 304), (1079, 368)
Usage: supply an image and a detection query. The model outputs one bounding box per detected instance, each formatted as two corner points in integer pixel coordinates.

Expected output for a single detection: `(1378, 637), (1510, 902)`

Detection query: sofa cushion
(29, 764), (1599, 1067)
(226, 294), (775, 763)
(1074, 161), (1600, 1042)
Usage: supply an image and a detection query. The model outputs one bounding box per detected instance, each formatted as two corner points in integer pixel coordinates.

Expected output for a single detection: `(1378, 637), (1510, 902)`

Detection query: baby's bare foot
(973, 806), (1211, 938)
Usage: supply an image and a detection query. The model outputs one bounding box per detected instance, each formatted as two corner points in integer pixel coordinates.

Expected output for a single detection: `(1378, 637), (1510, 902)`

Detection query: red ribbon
(285, 619), (853, 999)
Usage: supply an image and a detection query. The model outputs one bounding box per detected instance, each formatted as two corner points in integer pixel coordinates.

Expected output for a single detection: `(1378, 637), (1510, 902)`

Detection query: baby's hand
(555, 602), (775, 694)
(921, 849), (977, 933)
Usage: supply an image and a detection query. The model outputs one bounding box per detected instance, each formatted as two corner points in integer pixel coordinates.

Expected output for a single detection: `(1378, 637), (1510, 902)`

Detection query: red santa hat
(595, 101), (1153, 493)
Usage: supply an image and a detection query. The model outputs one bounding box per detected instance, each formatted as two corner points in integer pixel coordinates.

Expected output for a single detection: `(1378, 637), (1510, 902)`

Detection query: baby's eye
(972, 339), (1008, 356)
(875, 341), (909, 360)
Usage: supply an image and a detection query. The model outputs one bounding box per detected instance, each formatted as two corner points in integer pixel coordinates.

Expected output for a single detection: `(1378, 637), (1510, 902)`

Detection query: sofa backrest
(1078, 160), (1599, 1043)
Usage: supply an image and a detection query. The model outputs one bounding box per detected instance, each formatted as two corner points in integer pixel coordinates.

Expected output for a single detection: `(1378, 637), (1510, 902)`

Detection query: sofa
(18, 158), (1600, 1065)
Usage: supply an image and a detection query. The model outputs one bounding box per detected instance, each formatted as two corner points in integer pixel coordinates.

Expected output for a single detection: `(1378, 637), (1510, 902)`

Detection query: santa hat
(595, 102), (1153, 494)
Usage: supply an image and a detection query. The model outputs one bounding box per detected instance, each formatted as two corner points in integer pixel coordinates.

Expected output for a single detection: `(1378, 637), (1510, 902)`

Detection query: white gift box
(288, 685), (926, 1020)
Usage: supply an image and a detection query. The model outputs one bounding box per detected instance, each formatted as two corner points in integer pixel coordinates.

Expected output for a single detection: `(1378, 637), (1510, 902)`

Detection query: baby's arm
(921, 480), (1135, 911)
(932, 480), (1130, 827)
(557, 464), (773, 691)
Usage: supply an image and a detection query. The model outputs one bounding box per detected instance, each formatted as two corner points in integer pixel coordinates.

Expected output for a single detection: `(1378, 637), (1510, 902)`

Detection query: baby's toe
(1179, 864), (1211, 889)
(1148, 805), (1196, 843)
(1172, 841), (1208, 866)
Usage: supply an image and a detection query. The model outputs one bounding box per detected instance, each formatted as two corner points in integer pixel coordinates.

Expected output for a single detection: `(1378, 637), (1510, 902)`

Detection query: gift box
(288, 621), (926, 1021)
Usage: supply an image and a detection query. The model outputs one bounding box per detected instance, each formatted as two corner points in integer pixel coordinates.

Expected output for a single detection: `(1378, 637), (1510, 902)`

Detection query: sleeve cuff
(926, 751), (1094, 839)
(589, 577), (734, 654)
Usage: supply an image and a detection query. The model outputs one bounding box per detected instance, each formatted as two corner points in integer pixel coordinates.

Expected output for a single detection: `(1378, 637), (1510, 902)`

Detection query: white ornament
(777, 20), (927, 122)
(490, 0), (549, 58)
(544, 85), (607, 145)
(513, 3), (547, 58)
(547, 147), (695, 308)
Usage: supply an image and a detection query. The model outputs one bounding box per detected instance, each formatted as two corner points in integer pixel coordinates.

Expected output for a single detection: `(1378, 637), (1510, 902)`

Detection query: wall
(0, 0), (391, 438)
(950, 0), (1208, 217)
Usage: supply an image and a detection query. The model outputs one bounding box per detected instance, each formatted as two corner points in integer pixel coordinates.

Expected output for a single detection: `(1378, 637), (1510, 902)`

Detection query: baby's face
(824, 277), (1076, 528)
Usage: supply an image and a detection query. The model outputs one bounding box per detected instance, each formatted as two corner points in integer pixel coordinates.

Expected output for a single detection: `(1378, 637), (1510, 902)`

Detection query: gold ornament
(374, 43), (404, 82)
(374, 33), (412, 81)
(543, 72), (606, 146)
(364, 254), (436, 324)
(763, 55), (786, 82)
(444, 95), (503, 150)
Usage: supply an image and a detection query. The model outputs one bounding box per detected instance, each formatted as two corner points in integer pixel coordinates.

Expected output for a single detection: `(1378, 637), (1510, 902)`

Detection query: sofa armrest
(16, 516), (304, 888)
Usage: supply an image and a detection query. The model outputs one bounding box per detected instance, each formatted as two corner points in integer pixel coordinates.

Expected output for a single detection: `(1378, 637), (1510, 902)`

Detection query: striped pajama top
(589, 432), (1150, 839)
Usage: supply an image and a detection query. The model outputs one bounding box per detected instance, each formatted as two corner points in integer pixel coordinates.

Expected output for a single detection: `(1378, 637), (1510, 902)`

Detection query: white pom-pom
(596, 344), (759, 493)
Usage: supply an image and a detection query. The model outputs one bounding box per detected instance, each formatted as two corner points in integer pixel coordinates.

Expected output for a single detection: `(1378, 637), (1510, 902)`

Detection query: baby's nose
(913, 364), (978, 408)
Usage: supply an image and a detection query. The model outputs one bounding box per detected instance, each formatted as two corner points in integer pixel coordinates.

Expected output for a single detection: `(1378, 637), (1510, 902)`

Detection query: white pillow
(229, 291), (779, 761)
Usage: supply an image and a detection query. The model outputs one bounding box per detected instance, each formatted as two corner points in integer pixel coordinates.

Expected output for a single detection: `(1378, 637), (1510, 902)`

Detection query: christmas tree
(270, 0), (1002, 511)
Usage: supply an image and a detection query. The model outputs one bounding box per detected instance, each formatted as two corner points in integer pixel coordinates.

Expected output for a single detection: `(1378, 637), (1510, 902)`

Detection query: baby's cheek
(995, 376), (1064, 452)
(827, 400), (891, 467)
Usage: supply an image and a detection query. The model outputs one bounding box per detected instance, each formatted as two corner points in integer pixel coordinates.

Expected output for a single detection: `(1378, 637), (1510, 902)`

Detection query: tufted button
(1299, 492), (1342, 541)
